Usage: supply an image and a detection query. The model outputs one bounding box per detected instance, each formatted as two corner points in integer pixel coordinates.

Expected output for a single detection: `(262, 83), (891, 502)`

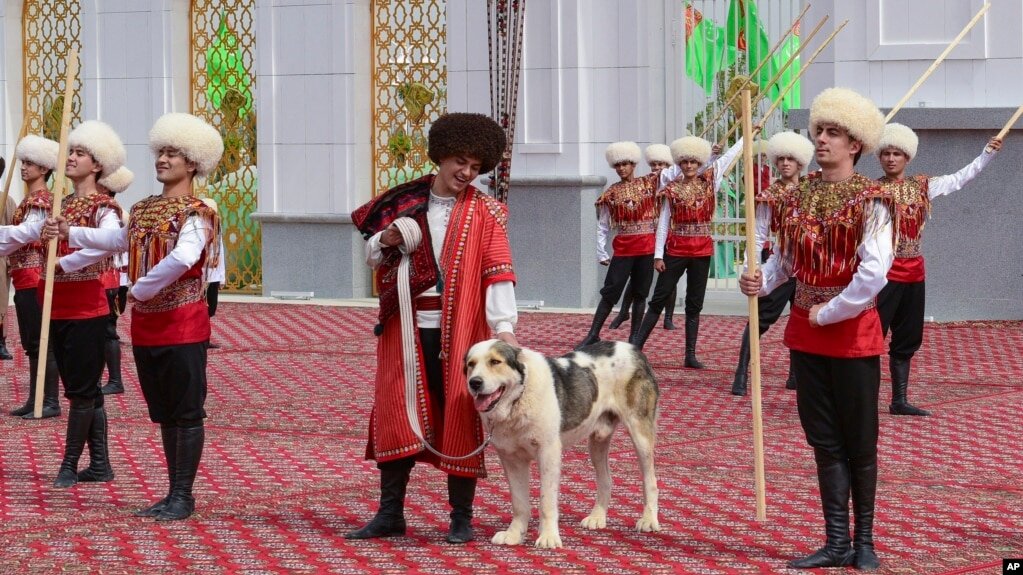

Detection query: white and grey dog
(464, 339), (660, 549)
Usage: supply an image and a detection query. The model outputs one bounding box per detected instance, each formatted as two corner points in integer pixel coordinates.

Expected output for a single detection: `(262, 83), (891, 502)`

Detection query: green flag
(206, 12), (253, 117)
(726, 0), (795, 109)
(777, 20), (801, 110)
(684, 3), (728, 95)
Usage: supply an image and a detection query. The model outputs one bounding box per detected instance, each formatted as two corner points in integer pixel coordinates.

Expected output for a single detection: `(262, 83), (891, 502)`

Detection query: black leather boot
(788, 450), (855, 569)
(0, 336), (12, 360)
(731, 325), (751, 396)
(851, 454), (880, 570)
(632, 310), (660, 350)
(100, 339), (124, 395)
(609, 287), (633, 330)
(77, 406), (114, 482)
(346, 458), (415, 539)
(446, 475), (477, 544)
(25, 351), (62, 419)
(627, 296), (645, 345)
(53, 403), (96, 488)
(576, 299), (614, 350)
(156, 425), (205, 521)
(136, 424), (177, 517)
(889, 357), (930, 416)
(683, 314), (706, 369)
(663, 288), (677, 330)
(9, 353), (39, 417)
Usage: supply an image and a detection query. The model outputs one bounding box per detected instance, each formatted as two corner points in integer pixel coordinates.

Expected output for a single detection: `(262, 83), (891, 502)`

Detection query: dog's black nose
(468, 376), (484, 392)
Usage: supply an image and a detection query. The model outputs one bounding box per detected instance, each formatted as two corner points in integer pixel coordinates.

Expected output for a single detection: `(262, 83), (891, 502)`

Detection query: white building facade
(1, 1), (1019, 319)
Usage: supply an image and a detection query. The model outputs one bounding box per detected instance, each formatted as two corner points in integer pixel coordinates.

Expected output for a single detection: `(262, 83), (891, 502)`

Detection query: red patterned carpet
(0, 303), (1020, 574)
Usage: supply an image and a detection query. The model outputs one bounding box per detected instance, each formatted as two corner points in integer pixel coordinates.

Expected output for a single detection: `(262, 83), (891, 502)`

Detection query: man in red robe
(349, 113), (518, 544)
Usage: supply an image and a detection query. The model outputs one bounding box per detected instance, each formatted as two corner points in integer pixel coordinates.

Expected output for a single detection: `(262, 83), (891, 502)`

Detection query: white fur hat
(605, 141), (642, 167)
(808, 88), (885, 154)
(201, 197), (219, 214)
(644, 144), (672, 166)
(15, 135), (60, 170)
(98, 166), (134, 194)
(670, 136), (712, 164)
(876, 122), (918, 160)
(67, 121), (127, 177)
(149, 113), (225, 177)
(767, 131), (815, 168)
(752, 139), (769, 156)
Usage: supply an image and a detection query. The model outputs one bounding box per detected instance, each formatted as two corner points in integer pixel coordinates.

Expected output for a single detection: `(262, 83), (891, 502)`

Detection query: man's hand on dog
(496, 332), (519, 347)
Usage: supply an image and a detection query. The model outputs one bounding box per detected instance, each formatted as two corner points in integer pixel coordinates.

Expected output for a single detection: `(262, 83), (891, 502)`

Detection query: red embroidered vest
(878, 175), (930, 283)
(594, 174), (659, 256)
(659, 170), (716, 257)
(39, 194), (121, 320)
(127, 195), (219, 346)
(9, 190), (51, 290)
(776, 173), (888, 358)
(755, 180), (793, 234)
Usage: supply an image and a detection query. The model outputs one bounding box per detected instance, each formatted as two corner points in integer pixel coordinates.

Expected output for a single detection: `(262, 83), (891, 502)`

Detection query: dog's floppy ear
(496, 341), (526, 383)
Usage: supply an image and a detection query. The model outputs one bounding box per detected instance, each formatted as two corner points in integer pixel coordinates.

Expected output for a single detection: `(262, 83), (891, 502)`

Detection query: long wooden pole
(740, 89), (767, 522)
(33, 49), (78, 419)
(885, 3), (990, 122)
(0, 120), (30, 222)
(698, 3), (813, 138)
(721, 20), (850, 173)
(713, 15), (829, 148)
(987, 103), (1023, 152)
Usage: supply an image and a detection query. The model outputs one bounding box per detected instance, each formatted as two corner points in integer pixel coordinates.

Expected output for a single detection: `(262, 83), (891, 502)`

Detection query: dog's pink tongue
(473, 388), (503, 412)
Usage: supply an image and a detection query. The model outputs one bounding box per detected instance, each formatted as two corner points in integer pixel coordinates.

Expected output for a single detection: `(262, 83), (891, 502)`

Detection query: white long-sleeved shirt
(758, 200), (894, 326)
(365, 192), (517, 334)
(68, 215), (209, 302)
(654, 138), (745, 259)
(596, 206), (612, 263)
(0, 205), (120, 273)
(927, 147), (996, 199)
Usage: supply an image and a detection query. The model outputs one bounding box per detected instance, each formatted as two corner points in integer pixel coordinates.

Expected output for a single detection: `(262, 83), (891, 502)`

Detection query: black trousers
(51, 316), (108, 405)
(645, 255), (711, 316)
(757, 277), (796, 332)
(598, 255), (654, 308)
(792, 350), (880, 462)
(419, 328), (446, 417)
(876, 280), (925, 360)
(14, 288), (44, 357)
(206, 282), (221, 318)
(105, 288), (123, 341)
(133, 342), (208, 425)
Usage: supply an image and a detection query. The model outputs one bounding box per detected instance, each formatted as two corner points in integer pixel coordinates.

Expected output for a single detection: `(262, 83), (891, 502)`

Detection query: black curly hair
(427, 113), (506, 174)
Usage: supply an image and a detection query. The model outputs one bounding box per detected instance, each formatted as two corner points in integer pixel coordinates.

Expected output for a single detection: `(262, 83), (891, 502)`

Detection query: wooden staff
(698, 3), (813, 138)
(33, 49), (78, 419)
(740, 89), (767, 521)
(713, 15), (829, 148)
(0, 120), (30, 222)
(885, 2), (990, 122)
(987, 103), (1023, 152)
(721, 20), (850, 173)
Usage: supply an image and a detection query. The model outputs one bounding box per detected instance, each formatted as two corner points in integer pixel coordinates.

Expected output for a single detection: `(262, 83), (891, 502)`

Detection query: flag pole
(698, 3), (812, 138)
(715, 15), (829, 148)
(986, 103), (1023, 152)
(885, 3), (990, 122)
(1, 120), (30, 222)
(719, 19), (849, 169)
(33, 49), (78, 419)
(740, 88), (767, 522)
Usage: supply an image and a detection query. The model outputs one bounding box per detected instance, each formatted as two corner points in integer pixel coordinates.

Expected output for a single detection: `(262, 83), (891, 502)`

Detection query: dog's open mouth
(473, 385), (505, 412)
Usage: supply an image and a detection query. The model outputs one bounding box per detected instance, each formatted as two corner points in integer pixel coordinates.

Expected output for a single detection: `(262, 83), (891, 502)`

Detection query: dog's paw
(580, 512), (607, 530)
(636, 515), (661, 533)
(491, 530), (523, 546)
(534, 531), (563, 549)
